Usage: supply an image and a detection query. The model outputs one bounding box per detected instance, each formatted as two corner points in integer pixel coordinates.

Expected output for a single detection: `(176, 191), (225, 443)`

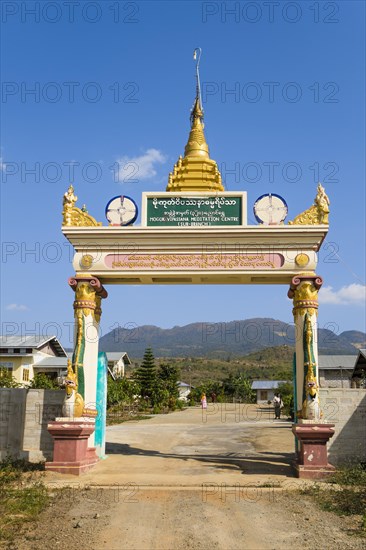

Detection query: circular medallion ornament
(295, 253), (310, 267)
(253, 193), (288, 225)
(105, 195), (138, 226)
(80, 254), (94, 269)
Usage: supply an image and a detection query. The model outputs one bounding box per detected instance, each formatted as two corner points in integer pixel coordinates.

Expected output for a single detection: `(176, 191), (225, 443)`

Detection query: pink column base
(45, 419), (99, 476)
(292, 423), (336, 479)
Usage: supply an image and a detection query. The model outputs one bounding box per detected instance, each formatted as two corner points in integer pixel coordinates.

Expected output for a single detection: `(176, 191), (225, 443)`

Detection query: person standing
(273, 392), (283, 419)
(201, 393), (207, 409)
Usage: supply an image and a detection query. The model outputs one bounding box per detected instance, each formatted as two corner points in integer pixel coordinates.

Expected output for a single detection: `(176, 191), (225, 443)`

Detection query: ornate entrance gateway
(48, 52), (335, 477)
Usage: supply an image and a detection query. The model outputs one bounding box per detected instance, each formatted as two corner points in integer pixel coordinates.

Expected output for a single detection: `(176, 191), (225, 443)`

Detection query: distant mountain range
(99, 318), (366, 359)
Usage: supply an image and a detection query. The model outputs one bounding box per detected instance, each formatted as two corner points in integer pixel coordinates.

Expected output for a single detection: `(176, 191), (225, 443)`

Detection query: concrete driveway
(46, 403), (295, 487)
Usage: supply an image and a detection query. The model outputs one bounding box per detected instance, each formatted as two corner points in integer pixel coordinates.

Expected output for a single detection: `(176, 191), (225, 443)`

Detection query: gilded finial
(185, 48), (208, 159)
(192, 48), (203, 122)
(166, 48), (224, 192)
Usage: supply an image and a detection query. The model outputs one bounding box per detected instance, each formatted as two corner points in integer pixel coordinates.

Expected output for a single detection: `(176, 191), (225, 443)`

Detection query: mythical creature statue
(289, 183), (330, 225)
(62, 184), (102, 227)
(62, 185), (78, 226)
(302, 314), (320, 420)
(314, 183), (330, 224)
(62, 359), (84, 418)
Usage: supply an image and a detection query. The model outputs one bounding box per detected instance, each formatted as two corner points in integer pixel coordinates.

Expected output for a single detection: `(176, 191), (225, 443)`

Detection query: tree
(277, 381), (294, 419)
(223, 372), (256, 402)
(134, 348), (157, 399)
(0, 368), (20, 388)
(107, 377), (139, 408)
(158, 363), (180, 398)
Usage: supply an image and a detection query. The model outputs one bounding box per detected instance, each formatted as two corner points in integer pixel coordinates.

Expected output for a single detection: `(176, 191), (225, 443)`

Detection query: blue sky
(1, 0), (365, 349)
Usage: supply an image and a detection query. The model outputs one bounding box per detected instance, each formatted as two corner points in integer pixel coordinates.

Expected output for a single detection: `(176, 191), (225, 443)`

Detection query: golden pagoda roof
(166, 50), (224, 193)
(184, 96), (209, 159)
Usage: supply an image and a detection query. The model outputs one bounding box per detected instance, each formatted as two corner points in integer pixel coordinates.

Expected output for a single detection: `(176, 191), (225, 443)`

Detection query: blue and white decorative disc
(253, 193), (288, 225)
(105, 195), (138, 226)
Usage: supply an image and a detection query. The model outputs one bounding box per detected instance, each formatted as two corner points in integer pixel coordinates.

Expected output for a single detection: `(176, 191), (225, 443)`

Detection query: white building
(0, 335), (67, 385)
(251, 380), (287, 404)
(178, 381), (192, 401)
(105, 352), (132, 379)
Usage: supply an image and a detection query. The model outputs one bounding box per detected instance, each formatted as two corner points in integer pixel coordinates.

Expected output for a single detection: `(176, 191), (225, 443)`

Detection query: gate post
(288, 274), (323, 420)
(68, 274), (108, 443)
(288, 274), (335, 478)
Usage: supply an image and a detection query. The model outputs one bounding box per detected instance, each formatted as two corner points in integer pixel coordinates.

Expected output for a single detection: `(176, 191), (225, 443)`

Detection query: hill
(99, 317), (366, 359)
(172, 345), (295, 386)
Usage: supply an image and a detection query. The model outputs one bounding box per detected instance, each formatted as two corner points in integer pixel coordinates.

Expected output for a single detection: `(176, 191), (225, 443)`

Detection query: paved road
(46, 404), (295, 487)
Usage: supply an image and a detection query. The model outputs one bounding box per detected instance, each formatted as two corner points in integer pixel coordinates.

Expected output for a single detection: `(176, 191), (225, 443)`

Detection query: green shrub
(107, 377), (139, 408)
(29, 374), (61, 390)
(328, 463), (366, 486)
(0, 369), (20, 388)
(0, 458), (48, 542)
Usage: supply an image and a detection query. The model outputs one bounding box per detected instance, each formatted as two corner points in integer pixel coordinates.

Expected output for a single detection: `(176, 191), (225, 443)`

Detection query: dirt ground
(8, 486), (364, 550)
(3, 405), (365, 550)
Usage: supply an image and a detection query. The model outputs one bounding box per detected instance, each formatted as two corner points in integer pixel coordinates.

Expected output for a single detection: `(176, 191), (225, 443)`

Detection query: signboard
(142, 192), (247, 227)
(105, 253), (284, 271)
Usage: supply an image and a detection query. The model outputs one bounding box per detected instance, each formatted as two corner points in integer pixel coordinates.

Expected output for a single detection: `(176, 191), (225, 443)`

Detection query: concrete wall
(1, 387), (365, 466)
(319, 369), (352, 388)
(0, 388), (64, 462)
(320, 388), (366, 466)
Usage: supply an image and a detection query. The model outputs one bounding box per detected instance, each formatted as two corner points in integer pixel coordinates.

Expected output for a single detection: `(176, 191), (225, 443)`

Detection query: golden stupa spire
(166, 48), (224, 193)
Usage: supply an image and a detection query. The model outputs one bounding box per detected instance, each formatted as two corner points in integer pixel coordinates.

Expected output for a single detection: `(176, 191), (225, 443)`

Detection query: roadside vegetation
(106, 348), (186, 423)
(1, 346), (293, 424)
(0, 368), (21, 388)
(106, 347), (260, 422)
(0, 458), (48, 543)
(301, 464), (366, 536)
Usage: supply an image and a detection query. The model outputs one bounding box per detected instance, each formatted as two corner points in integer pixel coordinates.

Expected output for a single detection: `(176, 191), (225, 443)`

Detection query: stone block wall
(0, 388), (64, 462)
(320, 388), (366, 465)
(319, 369), (352, 388)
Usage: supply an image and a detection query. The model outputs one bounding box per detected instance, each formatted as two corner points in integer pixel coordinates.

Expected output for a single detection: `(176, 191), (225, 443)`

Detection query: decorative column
(288, 274), (335, 479)
(46, 275), (108, 475)
(68, 275), (108, 417)
(288, 274), (323, 420)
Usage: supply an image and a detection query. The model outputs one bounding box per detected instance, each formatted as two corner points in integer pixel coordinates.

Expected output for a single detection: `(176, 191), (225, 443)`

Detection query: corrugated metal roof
(105, 352), (131, 364)
(318, 355), (357, 370)
(35, 357), (68, 368)
(0, 335), (67, 357)
(1, 335), (46, 347)
(251, 380), (287, 390)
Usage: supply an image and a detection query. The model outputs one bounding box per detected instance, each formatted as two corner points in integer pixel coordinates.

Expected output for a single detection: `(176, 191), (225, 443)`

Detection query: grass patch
(0, 457), (49, 542)
(257, 481), (281, 488)
(300, 464), (366, 536)
(106, 406), (152, 425)
(327, 464), (366, 487)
